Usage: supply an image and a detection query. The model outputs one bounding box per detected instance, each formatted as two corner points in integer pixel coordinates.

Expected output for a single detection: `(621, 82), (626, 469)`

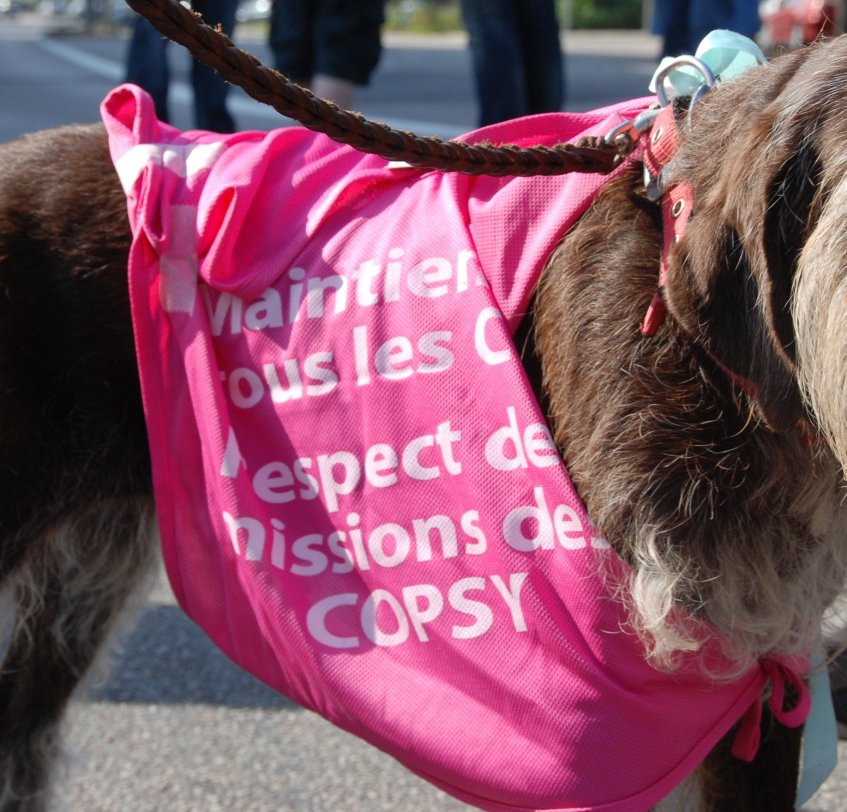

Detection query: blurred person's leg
(652, 0), (690, 57)
(730, 0), (761, 40)
(689, 0), (734, 52)
(191, 0), (237, 131)
(311, 0), (385, 108)
(125, 16), (170, 123)
(270, 0), (316, 85)
(310, 75), (356, 108)
(460, 0), (526, 126)
(516, 0), (563, 116)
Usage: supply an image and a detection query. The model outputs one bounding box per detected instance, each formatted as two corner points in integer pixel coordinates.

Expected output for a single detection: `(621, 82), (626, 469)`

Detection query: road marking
(38, 37), (464, 138)
(39, 36), (124, 80)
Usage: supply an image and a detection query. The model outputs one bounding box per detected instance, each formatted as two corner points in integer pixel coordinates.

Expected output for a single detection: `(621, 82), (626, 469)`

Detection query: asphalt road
(1, 11), (846, 811)
(0, 13), (661, 141)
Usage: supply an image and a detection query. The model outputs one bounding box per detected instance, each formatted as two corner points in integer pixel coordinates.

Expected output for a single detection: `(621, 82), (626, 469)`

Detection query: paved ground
(54, 564), (847, 812)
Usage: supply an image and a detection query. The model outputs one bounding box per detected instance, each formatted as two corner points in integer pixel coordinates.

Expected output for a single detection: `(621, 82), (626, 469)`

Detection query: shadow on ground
(88, 604), (299, 709)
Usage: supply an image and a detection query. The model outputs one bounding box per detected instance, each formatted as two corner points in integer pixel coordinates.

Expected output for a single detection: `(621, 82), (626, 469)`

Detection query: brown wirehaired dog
(1, 33), (847, 812)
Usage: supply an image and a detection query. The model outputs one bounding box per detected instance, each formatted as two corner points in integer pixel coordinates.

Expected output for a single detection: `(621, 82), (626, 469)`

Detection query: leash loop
(604, 107), (660, 156)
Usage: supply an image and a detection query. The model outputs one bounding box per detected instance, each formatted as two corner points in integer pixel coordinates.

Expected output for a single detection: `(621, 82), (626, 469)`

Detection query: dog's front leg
(695, 707), (803, 812)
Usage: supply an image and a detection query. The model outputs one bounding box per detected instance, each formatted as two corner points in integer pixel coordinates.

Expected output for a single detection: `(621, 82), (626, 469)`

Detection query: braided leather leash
(123, 0), (625, 176)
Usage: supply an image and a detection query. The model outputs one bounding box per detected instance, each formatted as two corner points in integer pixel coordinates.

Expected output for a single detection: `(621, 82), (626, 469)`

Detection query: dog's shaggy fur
(2, 34), (847, 812)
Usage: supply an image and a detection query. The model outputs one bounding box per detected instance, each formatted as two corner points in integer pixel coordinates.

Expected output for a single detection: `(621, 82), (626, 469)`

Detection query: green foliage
(569, 0), (642, 29)
(385, 0), (464, 33)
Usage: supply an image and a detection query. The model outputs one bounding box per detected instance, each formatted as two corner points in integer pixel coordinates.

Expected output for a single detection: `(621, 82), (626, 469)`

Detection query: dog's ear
(661, 104), (823, 432)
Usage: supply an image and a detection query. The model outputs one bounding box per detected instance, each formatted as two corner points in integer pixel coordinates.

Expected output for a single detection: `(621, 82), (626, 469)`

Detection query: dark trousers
(270, 0), (385, 86)
(125, 0), (237, 132)
(653, 0), (759, 57)
(460, 0), (564, 127)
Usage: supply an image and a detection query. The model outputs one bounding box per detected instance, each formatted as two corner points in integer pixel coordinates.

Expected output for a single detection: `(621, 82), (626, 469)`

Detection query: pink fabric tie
(732, 658), (812, 762)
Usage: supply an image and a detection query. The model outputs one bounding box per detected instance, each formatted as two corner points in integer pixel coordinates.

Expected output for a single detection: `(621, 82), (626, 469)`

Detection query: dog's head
(662, 36), (847, 461)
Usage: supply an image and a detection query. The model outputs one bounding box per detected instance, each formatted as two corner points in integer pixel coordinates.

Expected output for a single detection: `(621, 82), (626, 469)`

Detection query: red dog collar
(641, 104), (692, 337)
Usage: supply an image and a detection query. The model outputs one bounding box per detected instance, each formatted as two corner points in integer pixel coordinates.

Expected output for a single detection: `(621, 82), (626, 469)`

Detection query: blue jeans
(125, 0), (237, 132)
(460, 0), (564, 126)
(653, 0), (760, 56)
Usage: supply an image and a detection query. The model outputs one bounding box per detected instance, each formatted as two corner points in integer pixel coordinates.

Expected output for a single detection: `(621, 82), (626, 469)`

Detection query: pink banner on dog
(102, 84), (792, 811)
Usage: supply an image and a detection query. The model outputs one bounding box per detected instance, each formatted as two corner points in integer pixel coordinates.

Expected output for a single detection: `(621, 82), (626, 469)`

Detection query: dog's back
(0, 124), (149, 526)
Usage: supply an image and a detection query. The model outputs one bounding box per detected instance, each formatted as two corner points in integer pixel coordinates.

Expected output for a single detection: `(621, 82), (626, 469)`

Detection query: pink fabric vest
(102, 84), (806, 812)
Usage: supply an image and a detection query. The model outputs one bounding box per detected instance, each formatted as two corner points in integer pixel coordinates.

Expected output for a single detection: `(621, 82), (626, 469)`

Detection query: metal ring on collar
(604, 120), (638, 148)
(603, 106), (662, 149)
(654, 56), (717, 108)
